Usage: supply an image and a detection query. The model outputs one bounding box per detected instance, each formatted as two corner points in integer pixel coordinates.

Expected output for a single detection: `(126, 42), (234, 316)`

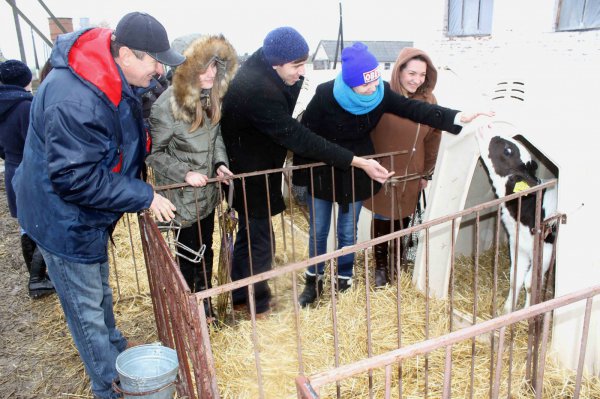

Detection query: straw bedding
(5, 208), (599, 398)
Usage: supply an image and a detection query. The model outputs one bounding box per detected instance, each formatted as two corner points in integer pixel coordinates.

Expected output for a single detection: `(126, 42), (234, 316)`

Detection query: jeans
(39, 247), (126, 399)
(306, 197), (362, 278)
(230, 215), (274, 314)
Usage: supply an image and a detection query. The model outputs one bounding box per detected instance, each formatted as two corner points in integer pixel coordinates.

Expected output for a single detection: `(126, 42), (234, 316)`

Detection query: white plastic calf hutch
(410, 71), (600, 376)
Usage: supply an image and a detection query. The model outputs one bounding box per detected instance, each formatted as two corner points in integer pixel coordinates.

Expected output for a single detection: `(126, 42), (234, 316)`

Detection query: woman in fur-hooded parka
(147, 34), (237, 296)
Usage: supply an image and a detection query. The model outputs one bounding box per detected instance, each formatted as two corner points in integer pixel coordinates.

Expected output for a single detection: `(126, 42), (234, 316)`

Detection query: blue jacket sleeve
(44, 100), (153, 212)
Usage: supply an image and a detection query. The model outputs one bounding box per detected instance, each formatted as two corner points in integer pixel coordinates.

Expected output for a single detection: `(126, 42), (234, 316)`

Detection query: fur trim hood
(171, 34), (237, 122)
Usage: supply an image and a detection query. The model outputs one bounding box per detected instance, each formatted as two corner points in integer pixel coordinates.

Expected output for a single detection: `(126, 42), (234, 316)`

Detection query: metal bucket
(115, 344), (179, 399)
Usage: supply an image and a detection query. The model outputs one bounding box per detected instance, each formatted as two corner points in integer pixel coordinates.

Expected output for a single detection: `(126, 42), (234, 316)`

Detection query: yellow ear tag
(513, 181), (530, 193)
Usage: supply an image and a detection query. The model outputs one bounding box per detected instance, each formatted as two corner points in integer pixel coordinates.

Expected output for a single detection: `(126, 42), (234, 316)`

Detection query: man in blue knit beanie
(220, 27), (392, 318)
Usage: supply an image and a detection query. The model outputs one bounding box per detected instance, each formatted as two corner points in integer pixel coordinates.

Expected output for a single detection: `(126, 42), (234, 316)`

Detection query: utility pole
(333, 1), (344, 69)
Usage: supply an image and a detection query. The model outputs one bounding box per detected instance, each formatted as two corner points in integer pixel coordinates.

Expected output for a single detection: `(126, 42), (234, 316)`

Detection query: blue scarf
(332, 73), (384, 115)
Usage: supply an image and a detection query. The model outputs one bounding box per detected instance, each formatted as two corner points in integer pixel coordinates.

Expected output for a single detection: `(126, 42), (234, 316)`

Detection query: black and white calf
(475, 124), (557, 313)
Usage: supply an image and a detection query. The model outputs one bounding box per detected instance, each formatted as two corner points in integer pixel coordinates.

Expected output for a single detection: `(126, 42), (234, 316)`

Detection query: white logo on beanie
(363, 68), (380, 84)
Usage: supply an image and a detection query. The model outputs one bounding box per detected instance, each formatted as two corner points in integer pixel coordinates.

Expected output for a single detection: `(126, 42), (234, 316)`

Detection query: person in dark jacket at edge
(292, 42), (493, 307)
(0, 59), (54, 298)
(220, 27), (393, 318)
(12, 12), (183, 399)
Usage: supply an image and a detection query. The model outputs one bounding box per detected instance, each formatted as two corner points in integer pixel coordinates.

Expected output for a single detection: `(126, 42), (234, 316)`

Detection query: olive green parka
(147, 35), (237, 226)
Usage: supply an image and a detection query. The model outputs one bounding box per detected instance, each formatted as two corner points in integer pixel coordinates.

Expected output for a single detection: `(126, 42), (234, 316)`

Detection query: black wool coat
(220, 49), (354, 218)
(293, 80), (462, 206)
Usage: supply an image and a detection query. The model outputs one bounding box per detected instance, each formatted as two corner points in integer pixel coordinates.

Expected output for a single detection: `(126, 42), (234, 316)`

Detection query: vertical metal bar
(292, 269), (305, 375)
(384, 364), (393, 399)
(331, 166), (338, 287)
(241, 177), (253, 275)
(534, 311), (552, 399)
(8, 0), (27, 62)
(424, 227), (430, 398)
(531, 190), (544, 307)
(573, 297), (594, 399)
(247, 283), (265, 399)
(264, 173), (279, 311)
(396, 230), (403, 398)
(264, 174), (275, 268)
(125, 213), (141, 294)
(109, 241), (122, 299)
(507, 197), (523, 398)
(330, 164), (340, 398)
(310, 167), (317, 276)
(492, 326), (507, 399)
(449, 218), (456, 333)
(511, 196), (523, 312)
(470, 212), (480, 399)
(442, 345), (453, 399)
(5, 0), (53, 47)
(364, 250), (374, 397)
(330, 258), (341, 399)
(529, 190), (544, 386)
(285, 171), (296, 263)
(192, 188), (208, 316)
(489, 206), (502, 398)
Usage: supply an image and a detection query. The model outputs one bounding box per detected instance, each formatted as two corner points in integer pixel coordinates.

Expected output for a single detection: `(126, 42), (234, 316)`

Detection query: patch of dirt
(0, 162), (157, 398)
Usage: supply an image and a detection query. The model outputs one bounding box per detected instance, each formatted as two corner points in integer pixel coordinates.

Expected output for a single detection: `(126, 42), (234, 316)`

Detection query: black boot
(373, 219), (391, 288)
(29, 247), (55, 299)
(298, 274), (323, 308)
(21, 234), (36, 273)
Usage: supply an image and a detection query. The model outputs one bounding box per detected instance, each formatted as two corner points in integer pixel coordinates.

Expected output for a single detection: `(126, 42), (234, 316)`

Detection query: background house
(311, 40), (413, 70)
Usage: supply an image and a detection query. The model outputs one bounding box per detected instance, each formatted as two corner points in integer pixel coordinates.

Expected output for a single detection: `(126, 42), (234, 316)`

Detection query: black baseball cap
(114, 12), (185, 67)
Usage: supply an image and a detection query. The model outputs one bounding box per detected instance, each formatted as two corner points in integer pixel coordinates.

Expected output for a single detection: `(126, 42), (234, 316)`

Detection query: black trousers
(230, 215), (274, 314)
(177, 211), (215, 293)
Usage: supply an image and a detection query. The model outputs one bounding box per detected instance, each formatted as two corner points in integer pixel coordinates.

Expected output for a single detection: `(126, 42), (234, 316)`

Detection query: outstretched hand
(149, 192), (176, 222)
(459, 110), (495, 124)
(352, 156), (394, 184)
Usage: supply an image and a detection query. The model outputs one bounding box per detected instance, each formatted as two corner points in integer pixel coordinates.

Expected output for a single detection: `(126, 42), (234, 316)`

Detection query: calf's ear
(526, 160), (538, 175)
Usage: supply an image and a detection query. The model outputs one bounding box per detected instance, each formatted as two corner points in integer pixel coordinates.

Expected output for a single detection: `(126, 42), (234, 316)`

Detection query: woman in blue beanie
(0, 59), (55, 298)
(293, 42), (492, 307)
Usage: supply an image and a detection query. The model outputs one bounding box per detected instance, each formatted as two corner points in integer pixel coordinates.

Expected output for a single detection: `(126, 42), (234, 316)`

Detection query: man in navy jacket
(13, 12), (183, 399)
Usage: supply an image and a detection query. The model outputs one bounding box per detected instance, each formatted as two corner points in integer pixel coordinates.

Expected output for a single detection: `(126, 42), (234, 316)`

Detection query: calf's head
(475, 125), (540, 197)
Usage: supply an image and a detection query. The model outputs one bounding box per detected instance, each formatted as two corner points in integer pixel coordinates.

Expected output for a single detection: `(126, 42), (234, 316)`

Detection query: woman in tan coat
(364, 47), (441, 287)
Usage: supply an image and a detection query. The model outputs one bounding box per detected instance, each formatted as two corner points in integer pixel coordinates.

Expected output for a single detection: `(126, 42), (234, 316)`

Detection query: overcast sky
(1, 0), (422, 67)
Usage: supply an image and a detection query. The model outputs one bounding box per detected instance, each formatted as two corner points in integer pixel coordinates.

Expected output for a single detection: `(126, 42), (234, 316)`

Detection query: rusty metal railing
(296, 283), (600, 399)
(135, 156), (577, 398)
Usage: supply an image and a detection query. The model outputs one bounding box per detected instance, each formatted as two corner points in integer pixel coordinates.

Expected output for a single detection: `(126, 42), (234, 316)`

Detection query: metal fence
(295, 283), (600, 399)
(125, 155), (600, 398)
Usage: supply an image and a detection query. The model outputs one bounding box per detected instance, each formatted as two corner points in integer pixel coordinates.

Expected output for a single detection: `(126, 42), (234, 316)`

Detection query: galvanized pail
(115, 344), (179, 399)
